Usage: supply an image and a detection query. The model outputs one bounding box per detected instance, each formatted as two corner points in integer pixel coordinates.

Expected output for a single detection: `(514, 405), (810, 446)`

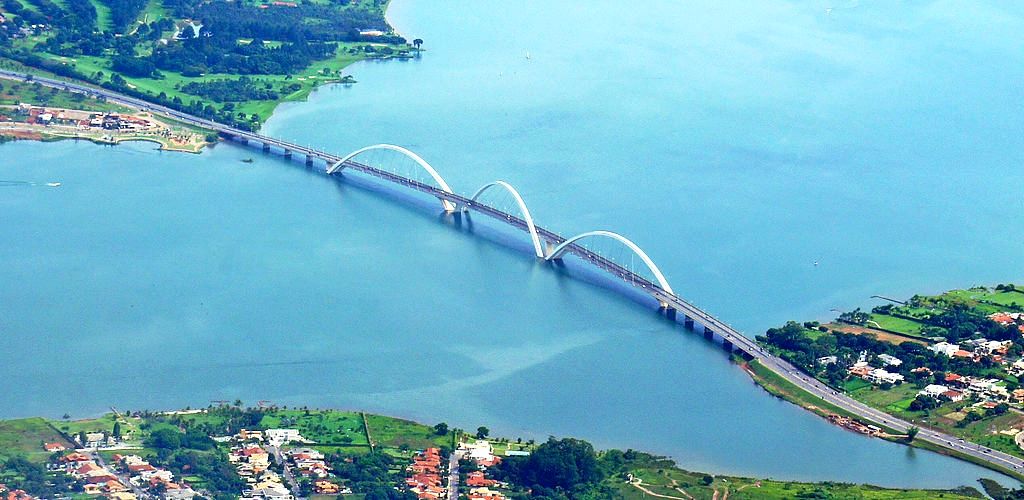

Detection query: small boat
(241, 158), (254, 163)
(46, 182), (61, 187)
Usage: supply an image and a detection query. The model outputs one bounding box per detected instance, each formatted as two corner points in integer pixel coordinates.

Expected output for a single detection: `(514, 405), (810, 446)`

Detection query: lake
(3, 0), (1024, 488)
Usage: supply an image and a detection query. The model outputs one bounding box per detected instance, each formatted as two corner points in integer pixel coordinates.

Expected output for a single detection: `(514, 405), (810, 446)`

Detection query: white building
(920, 384), (949, 397)
(877, 354), (902, 367)
(265, 429), (308, 446)
(817, 355), (838, 366)
(929, 342), (961, 357)
(865, 368), (904, 385)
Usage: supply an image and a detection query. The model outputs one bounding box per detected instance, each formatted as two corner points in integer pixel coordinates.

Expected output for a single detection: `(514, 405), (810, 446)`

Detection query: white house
(920, 384), (949, 397)
(929, 342), (961, 357)
(877, 354), (902, 367)
(265, 429), (308, 446)
(817, 355), (838, 365)
(865, 368), (904, 385)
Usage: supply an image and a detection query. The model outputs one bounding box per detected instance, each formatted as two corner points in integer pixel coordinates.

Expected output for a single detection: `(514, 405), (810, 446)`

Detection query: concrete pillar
(703, 327), (714, 340)
(684, 316), (694, 330)
(283, 149), (292, 159)
(665, 308), (677, 321)
(305, 155), (314, 166)
(722, 339), (734, 353)
(263, 143), (271, 153)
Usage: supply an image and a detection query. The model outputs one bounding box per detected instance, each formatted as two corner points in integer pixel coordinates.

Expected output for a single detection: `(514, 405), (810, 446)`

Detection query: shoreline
(0, 406), (994, 498)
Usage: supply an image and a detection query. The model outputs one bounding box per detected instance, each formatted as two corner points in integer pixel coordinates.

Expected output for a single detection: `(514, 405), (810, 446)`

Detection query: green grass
(867, 313), (930, 337)
(139, 0), (167, 24)
(363, 414), (451, 450)
(615, 461), (984, 499)
(89, 0), (113, 31)
(0, 78), (128, 112)
(0, 418), (71, 462)
(259, 409), (369, 446)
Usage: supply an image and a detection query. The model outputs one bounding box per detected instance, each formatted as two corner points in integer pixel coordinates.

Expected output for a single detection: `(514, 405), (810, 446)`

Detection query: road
(4, 67), (1023, 479)
(448, 450), (462, 500)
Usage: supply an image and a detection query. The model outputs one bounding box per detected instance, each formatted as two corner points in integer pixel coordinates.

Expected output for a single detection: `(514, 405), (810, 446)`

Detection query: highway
(4, 67), (1023, 480)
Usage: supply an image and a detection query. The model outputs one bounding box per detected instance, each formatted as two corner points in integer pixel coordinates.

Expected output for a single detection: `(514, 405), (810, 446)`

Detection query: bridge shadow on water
(251, 147), (732, 354)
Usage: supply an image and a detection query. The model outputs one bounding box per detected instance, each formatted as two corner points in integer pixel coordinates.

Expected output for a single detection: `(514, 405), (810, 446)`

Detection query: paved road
(448, 450), (462, 500)
(5, 67), (1023, 479)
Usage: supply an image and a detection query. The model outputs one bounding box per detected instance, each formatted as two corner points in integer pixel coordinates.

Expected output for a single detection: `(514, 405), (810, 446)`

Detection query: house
(817, 355), (837, 365)
(848, 365), (871, 378)
(466, 471), (496, 487)
(945, 373), (965, 386)
(942, 390), (964, 402)
(265, 429), (306, 446)
(314, 480), (339, 494)
(930, 342), (961, 357)
(864, 368), (904, 385)
(43, 442), (67, 452)
(235, 429), (264, 442)
(920, 384), (948, 397)
(877, 354), (902, 367)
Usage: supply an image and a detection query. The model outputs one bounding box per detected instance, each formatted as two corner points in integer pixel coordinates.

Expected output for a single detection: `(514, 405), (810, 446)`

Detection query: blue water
(3, 0), (1024, 489)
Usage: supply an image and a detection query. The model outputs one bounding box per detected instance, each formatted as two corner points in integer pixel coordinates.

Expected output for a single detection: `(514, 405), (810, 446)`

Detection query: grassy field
(615, 462), (984, 499)
(50, 413), (142, 443)
(88, 0), (114, 32)
(363, 414), (452, 450)
(31, 41), (396, 122)
(261, 409), (369, 446)
(0, 418), (71, 462)
(0, 78), (128, 112)
(867, 313), (932, 337)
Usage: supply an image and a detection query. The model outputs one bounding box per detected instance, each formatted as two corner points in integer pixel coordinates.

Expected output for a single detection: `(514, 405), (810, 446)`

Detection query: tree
(433, 422), (449, 436)
(906, 426), (919, 442)
(475, 426), (489, 439)
(77, 431), (86, 446)
(492, 437), (604, 491)
(113, 421), (122, 439)
(412, 38), (423, 49)
(702, 475), (714, 486)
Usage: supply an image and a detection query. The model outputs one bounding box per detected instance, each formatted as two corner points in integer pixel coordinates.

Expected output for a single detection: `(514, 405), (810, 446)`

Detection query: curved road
(3, 68), (1023, 480)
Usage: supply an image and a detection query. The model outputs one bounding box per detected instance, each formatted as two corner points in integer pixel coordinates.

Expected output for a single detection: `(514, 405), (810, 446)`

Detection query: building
(864, 368), (904, 385)
(920, 384), (948, 397)
(877, 354), (902, 367)
(930, 342), (961, 357)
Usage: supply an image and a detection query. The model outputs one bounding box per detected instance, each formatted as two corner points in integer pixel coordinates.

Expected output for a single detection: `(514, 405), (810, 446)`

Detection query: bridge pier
(263, 143), (271, 153)
(722, 339), (734, 353)
(305, 155), (314, 167)
(703, 327), (714, 341)
(664, 307), (676, 321)
(284, 149), (292, 159)
(684, 315), (694, 330)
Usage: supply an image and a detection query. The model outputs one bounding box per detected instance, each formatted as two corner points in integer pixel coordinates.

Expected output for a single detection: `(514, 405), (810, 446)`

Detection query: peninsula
(0, 0), (417, 131)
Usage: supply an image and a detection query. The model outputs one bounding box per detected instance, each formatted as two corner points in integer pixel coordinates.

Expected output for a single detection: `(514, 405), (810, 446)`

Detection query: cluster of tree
(0, 456), (78, 497)
(151, 36), (338, 76)
(757, 321), (1023, 389)
(179, 77), (283, 102)
(103, 0), (148, 32)
(328, 452), (416, 499)
(868, 300), (1020, 343)
(491, 438), (610, 499)
(145, 427), (217, 452)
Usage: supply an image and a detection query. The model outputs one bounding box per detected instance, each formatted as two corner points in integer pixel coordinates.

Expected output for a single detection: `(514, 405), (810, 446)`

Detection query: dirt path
(629, 478), (693, 500)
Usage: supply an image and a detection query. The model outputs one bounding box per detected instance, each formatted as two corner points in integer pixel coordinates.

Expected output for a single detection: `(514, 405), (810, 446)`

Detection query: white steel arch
(462, 180), (545, 259)
(546, 230), (674, 294)
(327, 144), (456, 212)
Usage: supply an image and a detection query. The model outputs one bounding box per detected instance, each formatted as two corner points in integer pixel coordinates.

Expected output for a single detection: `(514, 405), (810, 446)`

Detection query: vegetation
(0, 0), (417, 128)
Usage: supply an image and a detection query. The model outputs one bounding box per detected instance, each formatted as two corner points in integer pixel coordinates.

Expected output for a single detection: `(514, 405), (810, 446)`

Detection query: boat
(45, 182), (61, 187)
(241, 158), (254, 163)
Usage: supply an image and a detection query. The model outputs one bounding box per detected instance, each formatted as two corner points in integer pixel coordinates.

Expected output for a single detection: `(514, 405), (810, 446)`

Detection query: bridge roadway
(4, 68), (1024, 479)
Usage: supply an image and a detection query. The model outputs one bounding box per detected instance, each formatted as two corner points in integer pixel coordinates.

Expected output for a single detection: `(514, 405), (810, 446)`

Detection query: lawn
(0, 78), (128, 112)
(50, 414), (142, 443)
(363, 414), (452, 451)
(867, 313), (931, 337)
(259, 409), (369, 446)
(88, 0), (113, 32)
(0, 418), (71, 462)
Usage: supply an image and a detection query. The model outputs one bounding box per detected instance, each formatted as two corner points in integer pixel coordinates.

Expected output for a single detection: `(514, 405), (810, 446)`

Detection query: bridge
(4, 68), (1024, 479)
